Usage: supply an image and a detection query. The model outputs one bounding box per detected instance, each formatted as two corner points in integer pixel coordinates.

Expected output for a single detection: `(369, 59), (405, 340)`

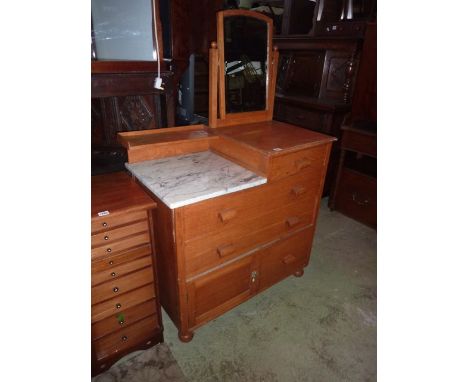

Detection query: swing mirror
(210, 10), (277, 127)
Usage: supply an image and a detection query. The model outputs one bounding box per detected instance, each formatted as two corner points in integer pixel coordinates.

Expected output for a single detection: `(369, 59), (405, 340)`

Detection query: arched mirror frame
(209, 9), (279, 128)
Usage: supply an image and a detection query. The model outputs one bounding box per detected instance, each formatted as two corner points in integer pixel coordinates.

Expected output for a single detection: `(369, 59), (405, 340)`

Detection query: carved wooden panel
(319, 50), (355, 101)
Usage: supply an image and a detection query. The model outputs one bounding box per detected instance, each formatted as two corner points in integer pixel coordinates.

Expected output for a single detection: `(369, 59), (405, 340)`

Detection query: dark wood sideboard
(91, 63), (176, 175)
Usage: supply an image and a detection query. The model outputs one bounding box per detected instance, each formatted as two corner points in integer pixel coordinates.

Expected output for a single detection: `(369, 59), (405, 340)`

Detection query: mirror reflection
(224, 16), (267, 113)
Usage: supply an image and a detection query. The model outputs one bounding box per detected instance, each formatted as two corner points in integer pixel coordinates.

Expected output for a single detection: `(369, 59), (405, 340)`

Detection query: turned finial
(211, 41), (217, 49)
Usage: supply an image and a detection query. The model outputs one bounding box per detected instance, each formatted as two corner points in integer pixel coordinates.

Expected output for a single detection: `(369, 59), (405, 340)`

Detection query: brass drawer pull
(106, 248), (112, 253)
(108, 261), (114, 265)
(102, 222), (108, 227)
(113, 287), (119, 293)
(218, 208), (237, 223)
(116, 303), (122, 309)
(291, 185), (306, 196)
(286, 216), (301, 228)
(111, 272), (116, 277)
(121, 335), (128, 342)
(282, 254), (296, 265)
(217, 243), (235, 258)
(104, 235), (109, 241)
(295, 158), (312, 170)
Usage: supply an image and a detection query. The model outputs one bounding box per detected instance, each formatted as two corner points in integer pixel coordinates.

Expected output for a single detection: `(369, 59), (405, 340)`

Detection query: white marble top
(125, 151), (267, 209)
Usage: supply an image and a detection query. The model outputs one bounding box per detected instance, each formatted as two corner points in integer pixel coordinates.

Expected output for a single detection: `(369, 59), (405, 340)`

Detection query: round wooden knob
(211, 41), (217, 49)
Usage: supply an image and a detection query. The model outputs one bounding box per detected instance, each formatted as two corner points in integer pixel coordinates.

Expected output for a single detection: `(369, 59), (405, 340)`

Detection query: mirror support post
(267, 46), (279, 120)
(209, 41), (219, 128)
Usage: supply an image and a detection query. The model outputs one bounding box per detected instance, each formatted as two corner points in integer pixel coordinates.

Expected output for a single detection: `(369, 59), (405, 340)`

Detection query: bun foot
(294, 269), (304, 277)
(178, 331), (194, 343)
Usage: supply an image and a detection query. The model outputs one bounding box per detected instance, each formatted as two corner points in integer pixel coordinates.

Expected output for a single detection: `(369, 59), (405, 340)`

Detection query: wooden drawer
(91, 244), (152, 274)
(91, 220), (149, 248)
(275, 103), (323, 132)
(184, 198), (315, 278)
(334, 168), (376, 228)
(93, 314), (159, 362)
(92, 299), (158, 341)
(269, 145), (327, 181)
(92, 283), (156, 323)
(91, 231), (150, 260)
(92, 255), (153, 287)
(187, 255), (256, 329)
(341, 128), (376, 157)
(259, 227), (314, 291)
(92, 266), (154, 305)
(181, 168), (320, 241)
(92, 209), (148, 234)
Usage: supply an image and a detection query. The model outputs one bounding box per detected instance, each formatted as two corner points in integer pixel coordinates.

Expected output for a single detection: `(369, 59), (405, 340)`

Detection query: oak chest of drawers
(91, 172), (163, 375)
(119, 121), (335, 342)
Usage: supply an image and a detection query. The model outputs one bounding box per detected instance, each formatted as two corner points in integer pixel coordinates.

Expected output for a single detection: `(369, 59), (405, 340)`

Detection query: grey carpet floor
(92, 342), (187, 382)
(163, 198), (377, 382)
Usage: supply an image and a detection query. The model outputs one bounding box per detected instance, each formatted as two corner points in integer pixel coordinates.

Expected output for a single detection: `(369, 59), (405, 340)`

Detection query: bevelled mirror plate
(223, 16), (268, 113)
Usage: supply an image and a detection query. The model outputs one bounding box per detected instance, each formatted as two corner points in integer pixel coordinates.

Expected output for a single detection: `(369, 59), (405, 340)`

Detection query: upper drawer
(269, 145), (328, 182)
(91, 231), (151, 260)
(91, 210), (148, 234)
(92, 283), (156, 323)
(92, 266), (154, 306)
(180, 168), (320, 241)
(91, 220), (149, 248)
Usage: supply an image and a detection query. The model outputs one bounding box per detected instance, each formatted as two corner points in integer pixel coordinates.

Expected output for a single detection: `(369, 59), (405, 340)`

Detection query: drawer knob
(286, 216), (301, 228)
(106, 248), (112, 253)
(119, 320), (125, 326)
(111, 272), (116, 277)
(291, 186), (306, 196)
(217, 243), (235, 258)
(218, 208), (237, 223)
(102, 222), (108, 227)
(108, 261), (114, 265)
(116, 303), (122, 309)
(104, 236), (109, 241)
(282, 254), (296, 265)
(121, 335), (128, 342)
(295, 158), (312, 170)
(113, 287), (119, 293)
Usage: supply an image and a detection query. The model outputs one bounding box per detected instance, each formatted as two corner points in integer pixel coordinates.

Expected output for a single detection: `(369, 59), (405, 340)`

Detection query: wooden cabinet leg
(294, 269), (304, 277)
(178, 330), (194, 343)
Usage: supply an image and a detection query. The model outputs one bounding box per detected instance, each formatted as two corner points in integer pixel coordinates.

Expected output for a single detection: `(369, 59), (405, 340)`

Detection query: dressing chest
(91, 172), (163, 375)
(117, 9), (336, 342)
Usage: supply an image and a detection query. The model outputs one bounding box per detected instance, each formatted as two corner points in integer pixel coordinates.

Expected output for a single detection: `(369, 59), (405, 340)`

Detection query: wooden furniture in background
(329, 121), (376, 228)
(91, 172), (163, 375)
(328, 21), (376, 228)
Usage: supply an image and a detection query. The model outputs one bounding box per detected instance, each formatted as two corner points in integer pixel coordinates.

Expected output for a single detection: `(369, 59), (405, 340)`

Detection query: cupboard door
(186, 256), (257, 329)
(259, 227), (314, 292)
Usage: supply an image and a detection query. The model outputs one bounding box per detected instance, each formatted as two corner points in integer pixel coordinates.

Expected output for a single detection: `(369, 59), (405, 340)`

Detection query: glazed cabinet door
(186, 255), (258, 329)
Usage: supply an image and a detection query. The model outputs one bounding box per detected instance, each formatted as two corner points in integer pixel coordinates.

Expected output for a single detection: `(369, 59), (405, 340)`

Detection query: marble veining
(125, 151), (267, 209)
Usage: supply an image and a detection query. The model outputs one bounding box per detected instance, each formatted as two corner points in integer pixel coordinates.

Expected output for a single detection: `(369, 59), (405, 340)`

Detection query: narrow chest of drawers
(91, 172), (163, 376)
